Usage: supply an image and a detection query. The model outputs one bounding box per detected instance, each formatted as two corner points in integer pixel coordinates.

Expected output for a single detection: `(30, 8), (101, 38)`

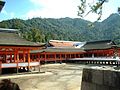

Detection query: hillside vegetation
(0, 13), (120, 44)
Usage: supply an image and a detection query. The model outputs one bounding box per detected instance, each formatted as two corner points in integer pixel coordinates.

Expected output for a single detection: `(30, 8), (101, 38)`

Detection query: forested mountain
(0, 13), (120, 44)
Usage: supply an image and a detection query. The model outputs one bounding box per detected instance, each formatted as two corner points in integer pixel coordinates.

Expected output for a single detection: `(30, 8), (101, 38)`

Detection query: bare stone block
(81, 81), (89, 90)
(103, 70), (114, 86)
(81, 81), (96, 90)
(112, 71), (120, 88)
(103, 70), (120, 87)
(96, 85), (109, 90)
(92, 69), (103, 85)
(81, 69), (120, 90)
(109, 86), (120, 90)
(82, 68), (92, 82)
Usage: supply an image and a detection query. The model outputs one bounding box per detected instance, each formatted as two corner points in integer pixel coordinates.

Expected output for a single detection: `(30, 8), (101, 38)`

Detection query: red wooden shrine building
(0, 1), (120, 75)
(31, 47), (85, 63)
(31, 40), (119, 63)
(0, 28), (119, 74)
(0, 28), (45, 74)
(82, 40), (117, 58)
(31, 40), (85, 63)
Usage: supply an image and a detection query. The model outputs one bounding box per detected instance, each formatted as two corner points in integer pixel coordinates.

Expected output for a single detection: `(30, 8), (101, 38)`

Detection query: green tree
(30, 28), (44, 42)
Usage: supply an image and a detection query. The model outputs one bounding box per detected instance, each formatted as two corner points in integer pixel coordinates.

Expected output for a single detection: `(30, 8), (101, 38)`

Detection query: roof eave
(0, 1), (5, 12)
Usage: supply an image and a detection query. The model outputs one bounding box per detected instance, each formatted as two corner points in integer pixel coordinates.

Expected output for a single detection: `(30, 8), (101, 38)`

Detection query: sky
(0, 0), (120, 22)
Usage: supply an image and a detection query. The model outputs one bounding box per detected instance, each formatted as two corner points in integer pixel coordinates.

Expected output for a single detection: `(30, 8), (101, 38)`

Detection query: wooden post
(44, 52), (46, 63)
(60, 54), (63, 64)
(70, 54), (71, 59)
(16, 50), (19, 73)
(23, 50), (26, 62)
(44, 52), (46, 72)
(54, 53), (56, 63)
(10, 53), (12, 63)
(14, 50), (16, 63)
(5, 49), (7, 63)
(27, 49), (30, 72)
(38, 53), (40, 72)
(0, 61), (2, 74)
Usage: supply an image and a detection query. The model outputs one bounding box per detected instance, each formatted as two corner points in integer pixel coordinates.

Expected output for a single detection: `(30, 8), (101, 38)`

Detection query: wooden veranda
(0, 28), (45, 74)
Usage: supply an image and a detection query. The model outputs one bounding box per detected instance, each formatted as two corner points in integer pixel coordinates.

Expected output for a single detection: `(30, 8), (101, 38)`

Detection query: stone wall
(81, 68), (120, 90)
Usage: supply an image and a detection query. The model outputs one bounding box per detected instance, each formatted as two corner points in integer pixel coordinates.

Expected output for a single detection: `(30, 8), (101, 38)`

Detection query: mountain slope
(0, 13), (120, 43)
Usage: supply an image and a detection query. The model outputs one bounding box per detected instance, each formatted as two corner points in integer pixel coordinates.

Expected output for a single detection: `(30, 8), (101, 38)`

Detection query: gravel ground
(0, 64), (92, 90)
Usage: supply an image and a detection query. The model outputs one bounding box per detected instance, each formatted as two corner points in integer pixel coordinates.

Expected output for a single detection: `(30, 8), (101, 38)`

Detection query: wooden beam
(0, 46), (43, 51)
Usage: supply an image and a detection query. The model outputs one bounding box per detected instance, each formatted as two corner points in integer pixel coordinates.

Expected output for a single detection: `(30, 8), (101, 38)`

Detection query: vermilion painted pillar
(10, 53), (12, 63)
(43, 52), (47, 72)
(37, 53), (40, 62)
(0, 60), (2, 74)
(14, 50), (16, 63)
(44, 52), (46, 63)
(60, 53), (63, 64)
(70, 54), (72, 59)
(54, 53), (56, 62)
(23, 50), (26, 62)
(38, 53), (40, 72)
(65, 53), (68, 62)
(5, 49), (7, 63)
(31, 54), (33, 61)
(27, 49), (30, 71)
(16, 50), (19, 73)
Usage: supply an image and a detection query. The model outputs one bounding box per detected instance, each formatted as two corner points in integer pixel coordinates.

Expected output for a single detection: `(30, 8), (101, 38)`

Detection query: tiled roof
(0, 1), (5, 12)
(49, 40), (85, 47)
(0, 28), (45, 47)
(82, 40), (116, 50)
(31, 47), (85, 53)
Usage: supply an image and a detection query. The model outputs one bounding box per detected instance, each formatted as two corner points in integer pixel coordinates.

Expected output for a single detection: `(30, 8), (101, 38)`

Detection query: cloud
(25, 0), (80, 19)
(25, 0), (104, 21)
(83, 13), (100, 22)
(24, 0), (118, 22)
(1, 9), (15, 19)
(10, 12), (15, 18)
(1, 10), (8, 15)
